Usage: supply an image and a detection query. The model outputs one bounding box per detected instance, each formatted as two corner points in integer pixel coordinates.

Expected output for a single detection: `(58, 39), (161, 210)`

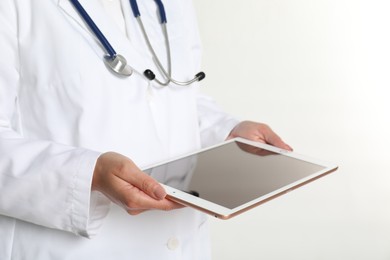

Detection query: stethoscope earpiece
(144, 70), (206, 84)
(195, 72), (206, 82)
(144, 70), (156, 81)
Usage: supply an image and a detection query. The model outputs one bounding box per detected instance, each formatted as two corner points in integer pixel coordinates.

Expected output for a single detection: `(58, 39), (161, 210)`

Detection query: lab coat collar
(57, 0), (154, 77)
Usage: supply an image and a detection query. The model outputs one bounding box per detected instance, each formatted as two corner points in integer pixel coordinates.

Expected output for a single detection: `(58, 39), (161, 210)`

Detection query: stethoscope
(69, 0), (205, 86)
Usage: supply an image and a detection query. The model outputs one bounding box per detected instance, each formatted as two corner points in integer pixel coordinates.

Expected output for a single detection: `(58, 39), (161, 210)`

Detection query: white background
(193, 0), (390, 259)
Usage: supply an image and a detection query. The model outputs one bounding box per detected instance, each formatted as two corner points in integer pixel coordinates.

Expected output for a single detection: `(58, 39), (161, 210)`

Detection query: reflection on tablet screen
(149, 141), (326, 209)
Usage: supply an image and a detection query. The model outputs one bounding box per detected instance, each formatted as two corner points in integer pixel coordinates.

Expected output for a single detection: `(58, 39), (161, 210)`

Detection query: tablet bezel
(142, 137), (338, 219)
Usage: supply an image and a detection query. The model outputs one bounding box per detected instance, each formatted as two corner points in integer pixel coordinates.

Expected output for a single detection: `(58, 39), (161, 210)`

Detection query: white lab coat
(0, 0), (238, 259)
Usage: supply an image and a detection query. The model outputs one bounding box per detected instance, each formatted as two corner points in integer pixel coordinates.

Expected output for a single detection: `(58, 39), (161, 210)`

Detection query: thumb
(266, 135), (293, 151)
(129, 170), (167, 200)
(263, 129), (293, 151)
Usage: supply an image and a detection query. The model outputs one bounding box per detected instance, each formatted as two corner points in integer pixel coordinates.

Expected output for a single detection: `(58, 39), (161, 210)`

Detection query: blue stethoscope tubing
(130, 0), (166, 24)
(69, 0), (205, 86)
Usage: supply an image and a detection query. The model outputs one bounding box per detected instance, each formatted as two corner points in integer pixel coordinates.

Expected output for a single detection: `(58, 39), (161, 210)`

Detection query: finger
(266, 136), (293, 151)
(120, 167), (167, 200)
(127, 202), (185, 216)
(126, 209), (147, 215)
(262, 127), (293, 151)
(127, 200), (184, 215)
(121, 187), (182, 212)
(108, 174), (182, 213)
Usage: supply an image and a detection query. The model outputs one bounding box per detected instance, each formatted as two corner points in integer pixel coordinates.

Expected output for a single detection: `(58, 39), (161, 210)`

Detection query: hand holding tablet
(143, 138), (338, 219)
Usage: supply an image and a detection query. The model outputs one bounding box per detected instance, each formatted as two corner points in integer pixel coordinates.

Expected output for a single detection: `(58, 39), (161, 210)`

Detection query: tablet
(142, 137), (338, 219)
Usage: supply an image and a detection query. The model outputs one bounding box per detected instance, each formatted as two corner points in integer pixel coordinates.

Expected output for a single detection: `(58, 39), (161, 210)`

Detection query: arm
(0, 1), (178, 238)
(183, 0), (240, 147)
(0, 2), (106, 238)
(185, 0), (292, 149)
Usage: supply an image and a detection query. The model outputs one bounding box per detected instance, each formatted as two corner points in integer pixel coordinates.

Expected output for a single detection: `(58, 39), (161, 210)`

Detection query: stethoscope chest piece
(104, 55), (133, 76)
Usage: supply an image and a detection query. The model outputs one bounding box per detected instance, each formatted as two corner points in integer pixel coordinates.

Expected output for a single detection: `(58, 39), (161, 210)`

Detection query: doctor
(0, 0), (291, 259)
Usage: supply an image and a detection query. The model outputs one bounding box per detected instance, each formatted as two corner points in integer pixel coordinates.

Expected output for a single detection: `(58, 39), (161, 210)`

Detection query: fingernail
(153, 186), (166, 200)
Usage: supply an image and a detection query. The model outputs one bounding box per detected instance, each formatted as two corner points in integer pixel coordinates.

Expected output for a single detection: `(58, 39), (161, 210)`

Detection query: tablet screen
(147, 141), (326, 209)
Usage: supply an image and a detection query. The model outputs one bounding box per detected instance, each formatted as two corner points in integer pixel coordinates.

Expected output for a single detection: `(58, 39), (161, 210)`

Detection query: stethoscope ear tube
(154, 0), (167, 24)
(144, 69), (206, 85)
(129, 0), (141, 18)
(70, 0), (205, 85)
(130, 0), (166, 24)
(69, 0), (116, 58)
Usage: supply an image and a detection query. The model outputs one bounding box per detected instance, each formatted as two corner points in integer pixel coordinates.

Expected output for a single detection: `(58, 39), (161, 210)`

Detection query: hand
(227, 121), (293, 151)
(92, 152), (182, 215)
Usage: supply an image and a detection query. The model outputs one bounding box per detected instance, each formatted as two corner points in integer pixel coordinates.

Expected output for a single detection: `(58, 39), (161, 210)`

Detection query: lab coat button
(167, 237), (180, 251)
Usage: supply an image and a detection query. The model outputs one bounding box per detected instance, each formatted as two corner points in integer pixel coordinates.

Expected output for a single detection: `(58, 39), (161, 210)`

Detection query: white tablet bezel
(142, 137), (338, 219)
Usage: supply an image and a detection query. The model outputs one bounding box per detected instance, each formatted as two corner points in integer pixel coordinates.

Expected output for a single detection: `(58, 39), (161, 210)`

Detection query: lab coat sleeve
(0, 0), (110, 238)
(196, 94), (240, 147)
(185, 0), (240, 147)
